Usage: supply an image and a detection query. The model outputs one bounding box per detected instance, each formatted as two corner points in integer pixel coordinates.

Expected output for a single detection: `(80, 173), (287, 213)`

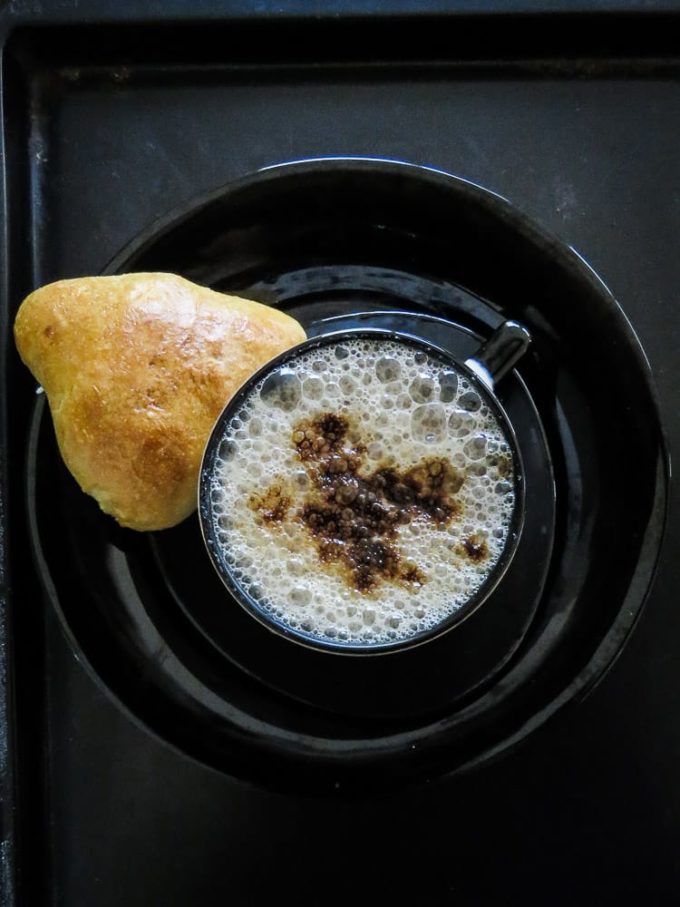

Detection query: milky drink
(207, 337), (516, 647)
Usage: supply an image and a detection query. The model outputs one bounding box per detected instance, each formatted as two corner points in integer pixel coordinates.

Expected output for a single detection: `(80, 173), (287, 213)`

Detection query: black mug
(199, 321), (531, 655)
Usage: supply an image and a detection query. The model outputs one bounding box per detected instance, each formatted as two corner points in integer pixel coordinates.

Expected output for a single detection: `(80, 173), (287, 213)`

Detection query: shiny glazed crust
(14, 272), (306, 530)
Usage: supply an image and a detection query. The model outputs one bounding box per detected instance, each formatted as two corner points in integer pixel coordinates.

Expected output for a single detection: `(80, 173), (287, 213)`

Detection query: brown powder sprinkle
(285, 411), (463, 594)
(248, 483), (291, 526)
(456, 533), (489, 563)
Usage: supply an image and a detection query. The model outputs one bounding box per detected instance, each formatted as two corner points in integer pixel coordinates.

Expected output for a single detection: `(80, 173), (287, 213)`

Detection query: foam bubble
(208, 338), (516, 647)
(411, 404), (447, 444)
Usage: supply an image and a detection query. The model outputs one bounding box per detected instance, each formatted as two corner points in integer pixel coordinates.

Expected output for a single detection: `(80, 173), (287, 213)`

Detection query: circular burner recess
(26, 159), (668, 792)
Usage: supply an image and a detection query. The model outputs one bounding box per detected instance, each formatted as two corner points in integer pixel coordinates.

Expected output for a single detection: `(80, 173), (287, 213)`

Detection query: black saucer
(25, 159), (668, 791)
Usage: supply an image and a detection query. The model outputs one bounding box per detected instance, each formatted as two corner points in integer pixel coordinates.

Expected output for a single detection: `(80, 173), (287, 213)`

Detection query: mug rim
(198, 327), (526, 656)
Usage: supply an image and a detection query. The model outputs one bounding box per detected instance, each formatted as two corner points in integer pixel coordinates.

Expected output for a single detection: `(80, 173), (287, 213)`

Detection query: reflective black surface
(26, 160), (666, 791)
(6, 19), (680, 904)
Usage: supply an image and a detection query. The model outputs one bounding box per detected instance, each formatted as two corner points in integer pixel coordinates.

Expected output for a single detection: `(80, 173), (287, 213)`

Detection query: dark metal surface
(3, 5), (680, 906)
(3, 0), (680, 29)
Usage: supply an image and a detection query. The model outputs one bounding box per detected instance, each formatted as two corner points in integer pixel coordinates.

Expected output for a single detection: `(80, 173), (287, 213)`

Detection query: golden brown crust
(14, 273), (306, 530)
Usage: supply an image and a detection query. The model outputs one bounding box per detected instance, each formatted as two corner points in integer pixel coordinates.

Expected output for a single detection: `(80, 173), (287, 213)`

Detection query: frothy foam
(207, 337), (516, 647)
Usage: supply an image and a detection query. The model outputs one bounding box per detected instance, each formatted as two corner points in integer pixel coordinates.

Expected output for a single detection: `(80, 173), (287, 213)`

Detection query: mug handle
(464, 320), (531, 392)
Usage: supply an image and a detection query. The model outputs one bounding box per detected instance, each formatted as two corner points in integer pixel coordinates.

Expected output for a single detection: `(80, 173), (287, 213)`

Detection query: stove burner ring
(27, 158), (668, 791)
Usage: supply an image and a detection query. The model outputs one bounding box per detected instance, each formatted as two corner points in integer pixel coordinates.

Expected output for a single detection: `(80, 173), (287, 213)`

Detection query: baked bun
(14, 272), (306, 530)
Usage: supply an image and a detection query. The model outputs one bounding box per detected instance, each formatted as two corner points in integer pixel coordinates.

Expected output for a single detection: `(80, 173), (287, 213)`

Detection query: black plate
(26, 159), (668, 792)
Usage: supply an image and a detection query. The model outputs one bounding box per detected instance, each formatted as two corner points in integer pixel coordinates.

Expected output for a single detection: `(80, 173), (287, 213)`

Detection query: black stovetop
(3, 5), (680, 905)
